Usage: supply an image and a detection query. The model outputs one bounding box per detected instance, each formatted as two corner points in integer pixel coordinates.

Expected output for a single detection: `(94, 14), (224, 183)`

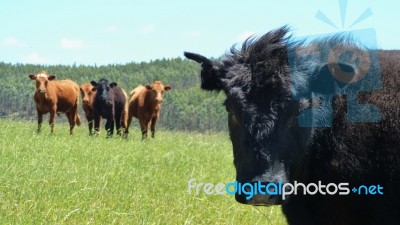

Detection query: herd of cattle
(29, 71), (171, 139)
(27, 25), (400, 225)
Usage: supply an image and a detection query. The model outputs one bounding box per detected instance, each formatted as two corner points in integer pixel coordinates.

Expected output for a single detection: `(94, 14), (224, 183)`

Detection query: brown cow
(126, 80), (171, 139)
(29, 71), (81, 134)
(80, 83), (98, 135)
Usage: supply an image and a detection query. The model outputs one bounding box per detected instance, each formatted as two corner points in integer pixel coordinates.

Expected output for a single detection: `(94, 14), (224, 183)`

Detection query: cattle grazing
(91, 78), (128, 137)
(185, 26), (400, 225)
(126, 80), (171, 140)
(80, 83), (98, 135)
(29, 71), (81, 134)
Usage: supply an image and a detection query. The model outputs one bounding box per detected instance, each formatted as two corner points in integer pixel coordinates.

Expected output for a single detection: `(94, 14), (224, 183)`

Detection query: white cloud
(3, 37), (26, 47)
(185, 30), (202, 38)
(23, 53), (47, 64)
(238, 31), (255, 42)
(139, 25), (156, 34)
(60, 38), (84, 49)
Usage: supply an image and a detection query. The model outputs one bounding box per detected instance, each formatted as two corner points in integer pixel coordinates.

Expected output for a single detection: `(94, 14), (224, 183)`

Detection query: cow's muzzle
(235, 182), (286, 206)
(105, 100), (112, 105)
(101, 96), (112, 105)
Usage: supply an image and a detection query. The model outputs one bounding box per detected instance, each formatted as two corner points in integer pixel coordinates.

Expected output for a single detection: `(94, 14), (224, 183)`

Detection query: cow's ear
(145, 85), (152, 90)
(184, 52), (213, 66)
(110, 82), (117, 88)
(29, 74), (36, 80)
(164, 86), (171, 91)
(90, 81), (98, 87)
(184, 52), (223, 91)
(48, 75), (56, 80)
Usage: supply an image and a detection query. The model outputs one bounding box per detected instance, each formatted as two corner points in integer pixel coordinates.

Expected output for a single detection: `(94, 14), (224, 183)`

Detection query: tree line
(0, 58), (228, 132)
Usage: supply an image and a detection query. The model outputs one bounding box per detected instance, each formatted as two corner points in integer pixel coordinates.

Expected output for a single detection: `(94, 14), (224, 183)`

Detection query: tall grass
(0, 119), (286, 224)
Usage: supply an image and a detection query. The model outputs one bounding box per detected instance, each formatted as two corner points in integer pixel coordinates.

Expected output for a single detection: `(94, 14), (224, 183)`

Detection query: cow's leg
(139, 118), (149, 140)
(87, 113), (94, 136)
(93, 110), (100, 135)
(36, 108), (43, 133)
(150, 116), (158, 138)
(75, 112), (81, 126)
(105, 116), (114, 138)
(120, 107), (128, 138)
(49, 106), (57, 134)
(115, 110), (123, 136)
(66, 110), (76, 135)
(68, 104), (79, 135)
(88, 120), (93, 135)
(65, 111), (75, 135)
(125, 113), (133, 136)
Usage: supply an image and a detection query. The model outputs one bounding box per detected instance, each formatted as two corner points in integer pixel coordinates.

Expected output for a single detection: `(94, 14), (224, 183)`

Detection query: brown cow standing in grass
(29, 71), (81, 134)
(80, 83), (98, 135)
(126, 80), (171, 139)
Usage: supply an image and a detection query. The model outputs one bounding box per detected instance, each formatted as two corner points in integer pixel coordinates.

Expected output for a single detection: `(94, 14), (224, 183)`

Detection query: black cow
(185, 26), (400, 225)
(91, 78), (128, 137)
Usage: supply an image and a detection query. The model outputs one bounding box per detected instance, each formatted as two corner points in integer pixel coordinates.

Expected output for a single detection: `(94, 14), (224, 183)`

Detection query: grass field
(0, 119), (286, 224)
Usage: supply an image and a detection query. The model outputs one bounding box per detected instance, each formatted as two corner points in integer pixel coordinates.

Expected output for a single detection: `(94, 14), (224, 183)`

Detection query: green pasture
(0, 119), (286, 224)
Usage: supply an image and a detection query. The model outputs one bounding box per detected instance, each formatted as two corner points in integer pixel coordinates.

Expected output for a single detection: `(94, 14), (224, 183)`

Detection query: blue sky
(0, 0), (398, 65)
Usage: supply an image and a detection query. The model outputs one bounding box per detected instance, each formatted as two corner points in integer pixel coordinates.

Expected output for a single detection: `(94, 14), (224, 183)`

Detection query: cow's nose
(249, 191), (284, 206)
(39, 88), (46, 93)
(83, 98), (89, 104)
(156, 99), (163, 103)
(235, 182), (285, 206)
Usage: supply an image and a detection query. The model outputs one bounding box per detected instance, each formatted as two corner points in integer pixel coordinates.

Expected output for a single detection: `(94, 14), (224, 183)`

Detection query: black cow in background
(91, 78), (128, 137)
(185, 26), (400, 225)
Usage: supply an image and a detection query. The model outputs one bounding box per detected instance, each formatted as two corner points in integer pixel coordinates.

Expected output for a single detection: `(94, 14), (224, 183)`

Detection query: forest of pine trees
(0, 58), (228, 132)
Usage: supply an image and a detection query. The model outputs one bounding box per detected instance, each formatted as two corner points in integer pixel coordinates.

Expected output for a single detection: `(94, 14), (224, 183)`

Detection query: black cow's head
(91, 78), (117, 106)
(185, 26), (363, 206)
(185, 27), (297, 205)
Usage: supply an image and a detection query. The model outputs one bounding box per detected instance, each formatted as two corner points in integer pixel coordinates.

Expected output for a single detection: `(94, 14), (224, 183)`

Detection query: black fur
(185, 26), (400, 225)
(91, 78), (126, 137)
